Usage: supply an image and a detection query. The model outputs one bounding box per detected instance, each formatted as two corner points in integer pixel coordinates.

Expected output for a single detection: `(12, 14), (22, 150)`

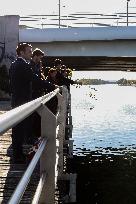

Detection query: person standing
(30, 49), (45, 142)
(30, 48), (45, 99)
(10, 43), (33, 163)
(46, 68), (58, 115)
(53, 58), (82, 91)
(30, 49), (58, 141)
(31, 48), (56, 99)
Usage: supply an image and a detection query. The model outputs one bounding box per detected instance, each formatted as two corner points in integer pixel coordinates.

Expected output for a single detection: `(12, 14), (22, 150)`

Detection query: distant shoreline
(77, 78), (136, 86)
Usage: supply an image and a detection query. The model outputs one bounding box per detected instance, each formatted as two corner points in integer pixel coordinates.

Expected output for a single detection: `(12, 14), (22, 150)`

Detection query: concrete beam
(42, 56), (136, 71)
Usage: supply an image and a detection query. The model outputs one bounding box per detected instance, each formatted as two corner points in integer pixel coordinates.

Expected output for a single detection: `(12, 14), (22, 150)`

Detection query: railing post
(56, 93), (64, 177)
(57, 87), (68, 177)
(61, 87), (69, 139)
(38, 104), (57, 204)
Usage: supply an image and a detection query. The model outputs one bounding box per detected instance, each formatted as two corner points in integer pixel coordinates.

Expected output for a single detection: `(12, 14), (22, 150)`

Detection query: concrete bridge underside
(31, 40), (136, 71)
(19, 27), (136, 70)
(43, 56), (136, 71)
(20, 27), (136, 71)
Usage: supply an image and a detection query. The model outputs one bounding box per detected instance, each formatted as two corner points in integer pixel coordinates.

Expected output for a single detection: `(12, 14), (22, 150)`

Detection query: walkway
(0, 102), (40, 203)
(0, 131), (40, 203)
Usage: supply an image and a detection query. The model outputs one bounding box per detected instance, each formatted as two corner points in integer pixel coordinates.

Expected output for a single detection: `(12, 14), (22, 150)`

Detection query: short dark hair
(16, 43), (32, 56)
(32, 48), (44, 57)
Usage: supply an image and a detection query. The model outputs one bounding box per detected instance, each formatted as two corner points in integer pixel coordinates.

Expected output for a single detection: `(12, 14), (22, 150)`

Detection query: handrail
(0, 86), (69, 204)
(0, 88), (59, 135)
(8, 138), (47, 204)
(32, 173), (46, 204)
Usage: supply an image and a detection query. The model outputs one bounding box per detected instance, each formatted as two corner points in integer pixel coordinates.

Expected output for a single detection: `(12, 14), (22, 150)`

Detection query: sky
(1, 0), (135, 28)
(0, 0), (135, 16)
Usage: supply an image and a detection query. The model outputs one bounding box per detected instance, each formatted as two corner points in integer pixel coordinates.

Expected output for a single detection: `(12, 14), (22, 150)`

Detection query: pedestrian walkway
(0, 103), (40, 203)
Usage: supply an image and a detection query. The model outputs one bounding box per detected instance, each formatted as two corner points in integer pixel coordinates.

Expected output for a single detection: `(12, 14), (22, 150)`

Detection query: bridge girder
(43, 56), (136, 71)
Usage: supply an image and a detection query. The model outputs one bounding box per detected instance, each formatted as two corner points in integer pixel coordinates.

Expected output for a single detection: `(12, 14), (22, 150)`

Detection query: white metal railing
(8, 139), (47, 204)
(0, 88), (60, 135)
(19, 11), (136, 29)
(0, 86), (69, 204)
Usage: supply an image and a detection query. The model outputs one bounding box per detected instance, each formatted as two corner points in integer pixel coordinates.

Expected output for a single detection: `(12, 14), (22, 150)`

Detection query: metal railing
(0, 88), (60, 135)
(9, 139), (47, 204)
(0, 86), (69, 204)
(19, 11), (136, 29)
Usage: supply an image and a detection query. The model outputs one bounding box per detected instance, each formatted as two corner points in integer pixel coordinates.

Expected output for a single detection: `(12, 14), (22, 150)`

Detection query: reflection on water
(69, 84), (136, 204)
(71, 84), (136, 153)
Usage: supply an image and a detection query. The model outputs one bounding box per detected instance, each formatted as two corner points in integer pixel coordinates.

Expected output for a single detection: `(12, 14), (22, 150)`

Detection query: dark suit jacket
(10, 58), (33, 107)
(30, 60), (56, 99)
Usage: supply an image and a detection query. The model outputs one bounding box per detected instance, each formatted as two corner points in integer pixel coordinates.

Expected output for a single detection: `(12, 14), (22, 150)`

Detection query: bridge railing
(0, 86), (69, 204)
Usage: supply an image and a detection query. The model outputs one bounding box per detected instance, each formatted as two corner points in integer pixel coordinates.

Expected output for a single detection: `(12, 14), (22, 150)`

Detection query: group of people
(10, 42), (81, 163)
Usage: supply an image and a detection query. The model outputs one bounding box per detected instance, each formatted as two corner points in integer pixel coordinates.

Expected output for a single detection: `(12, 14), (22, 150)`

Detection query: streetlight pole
(127, 0), (130, 26)
(58, 0), (61, 28)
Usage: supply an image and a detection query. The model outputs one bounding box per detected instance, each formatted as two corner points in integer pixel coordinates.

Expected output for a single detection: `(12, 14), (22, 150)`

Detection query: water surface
(71, 84), (136, 155)
(68, 84), (136, 204)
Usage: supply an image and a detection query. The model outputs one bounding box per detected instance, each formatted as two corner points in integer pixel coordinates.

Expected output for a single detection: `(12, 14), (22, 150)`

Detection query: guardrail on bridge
(0, 86), (76, 204)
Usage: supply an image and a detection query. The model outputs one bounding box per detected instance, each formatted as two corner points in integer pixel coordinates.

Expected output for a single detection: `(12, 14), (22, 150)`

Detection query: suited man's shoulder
(11, 58), (24, 65)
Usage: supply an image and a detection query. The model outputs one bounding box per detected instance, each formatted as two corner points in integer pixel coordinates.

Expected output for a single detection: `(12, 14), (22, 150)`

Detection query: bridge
(1, 15), (136, 70)
(19, 26), (136, 70)
(0, 15), (136, 203)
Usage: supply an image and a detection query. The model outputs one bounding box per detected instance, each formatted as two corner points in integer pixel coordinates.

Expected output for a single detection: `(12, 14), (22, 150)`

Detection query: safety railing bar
(8, 138), (47, 204)
(32, 173), (46, 204)
(0, 88), (60, 135)
(41, 88), (60, 105)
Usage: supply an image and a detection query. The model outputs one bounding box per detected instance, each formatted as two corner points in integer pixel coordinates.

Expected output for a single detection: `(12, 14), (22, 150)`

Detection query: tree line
(78, 78), (136, 86)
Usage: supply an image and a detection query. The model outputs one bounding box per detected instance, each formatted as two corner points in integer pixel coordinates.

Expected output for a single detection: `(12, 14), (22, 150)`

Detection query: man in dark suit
(31, 48), (56, 99)
(30, 49), (45, 142)
(30, 49), (58, 142)
(10, 43), (33, 163)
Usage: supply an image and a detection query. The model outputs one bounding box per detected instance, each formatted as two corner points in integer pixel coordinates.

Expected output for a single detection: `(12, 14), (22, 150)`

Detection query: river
(71, 84), (136, 154)
(68, 84), (136, 204)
